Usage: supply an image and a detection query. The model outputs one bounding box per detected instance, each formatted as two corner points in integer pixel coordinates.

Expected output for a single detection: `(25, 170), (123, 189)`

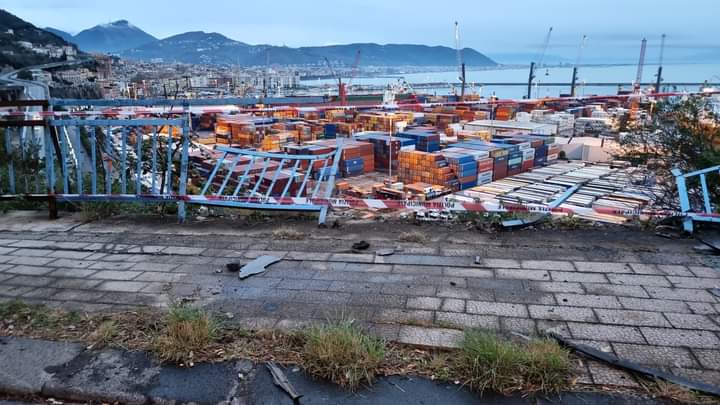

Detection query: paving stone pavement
(0, 213), (719, 389)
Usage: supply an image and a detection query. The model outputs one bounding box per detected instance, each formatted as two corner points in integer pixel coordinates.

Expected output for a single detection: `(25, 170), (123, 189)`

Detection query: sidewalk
(0, 210), (719, 389)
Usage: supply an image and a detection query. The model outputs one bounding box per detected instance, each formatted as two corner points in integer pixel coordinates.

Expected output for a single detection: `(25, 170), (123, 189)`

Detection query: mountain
(0, 9), (79, 68)
(121, 31), (496, 67)
(487, 52), (571, 65)
(44, 27), (74, 43)
(73, 20), (156, 53)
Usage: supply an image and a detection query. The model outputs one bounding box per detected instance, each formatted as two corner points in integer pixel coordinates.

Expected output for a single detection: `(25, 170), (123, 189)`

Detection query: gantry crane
(455, 21), (466, 101)
(570, 35), (588, 97)
(527, 27), (553, 99)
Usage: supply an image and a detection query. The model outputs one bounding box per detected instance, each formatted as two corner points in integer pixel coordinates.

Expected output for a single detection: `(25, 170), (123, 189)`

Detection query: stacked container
(355, 133), (414, 173)
(396, 129), (441, 152)
(397, 151), (456, 189)
(442, 151), (478, 190)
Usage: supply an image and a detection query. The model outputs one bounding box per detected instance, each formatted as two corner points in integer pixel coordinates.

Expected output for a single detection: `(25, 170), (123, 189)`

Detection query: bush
(617, 96), (720, 209)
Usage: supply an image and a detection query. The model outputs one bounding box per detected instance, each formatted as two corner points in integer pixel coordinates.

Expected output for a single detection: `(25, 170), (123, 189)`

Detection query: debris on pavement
(352, 240), (370, 250)
(501, 213), (548, 230)
(697, 229), (720, 253)
(376, 248), (395, 256)
(238, 255), (281, 279)
(267, 362), (303, 402)
(226, 263), (241, 273)
(547, 331), (720, 397)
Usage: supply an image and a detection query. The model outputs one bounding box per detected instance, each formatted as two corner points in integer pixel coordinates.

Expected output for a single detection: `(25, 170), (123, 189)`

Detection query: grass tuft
(460, 329), (570, 395)
(397, 231), (429, 243)
(303, 319), (385, 390)
(153, 304), (217, 364)
(88, 320), (119, 348)
(272, 227), (306, 240)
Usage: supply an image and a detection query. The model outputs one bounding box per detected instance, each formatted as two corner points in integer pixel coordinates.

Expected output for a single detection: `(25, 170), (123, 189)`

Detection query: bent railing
(2, 114), (344, 224)
(673, 165), (720, 232)
(187, 141), (344, 224)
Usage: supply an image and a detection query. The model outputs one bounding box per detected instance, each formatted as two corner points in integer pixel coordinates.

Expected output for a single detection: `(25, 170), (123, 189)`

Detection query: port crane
(454, 21), (466, 101)
(628, 38), (648, 124)
(655, 34), (666, 93)
(634, 38), (647, 92)
(527, 27), (553, 99)
(324, 50), (360, 105)
(570, 35), (588, 97)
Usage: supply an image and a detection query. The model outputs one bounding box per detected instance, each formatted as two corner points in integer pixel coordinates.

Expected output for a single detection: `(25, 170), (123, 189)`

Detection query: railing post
(318, 139), (344, 225)
(672, 168), (693, 233)
(177, 106), (190, 223)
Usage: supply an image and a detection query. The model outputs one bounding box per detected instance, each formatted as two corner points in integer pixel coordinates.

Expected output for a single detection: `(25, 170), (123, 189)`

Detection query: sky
(4, 0), (720, 63)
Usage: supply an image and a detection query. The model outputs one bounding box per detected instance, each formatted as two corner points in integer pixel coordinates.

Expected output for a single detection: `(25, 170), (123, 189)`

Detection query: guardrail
(2, 96), (345, 223)
(672, 165), (720, 232)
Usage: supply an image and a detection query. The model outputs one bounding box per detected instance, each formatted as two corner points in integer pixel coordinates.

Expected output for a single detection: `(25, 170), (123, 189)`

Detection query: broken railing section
(191, 141), (344, 224)
(673, 165), (720, 233)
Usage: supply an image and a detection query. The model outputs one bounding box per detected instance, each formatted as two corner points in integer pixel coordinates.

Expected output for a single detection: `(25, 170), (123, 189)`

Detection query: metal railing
(189, 142), (344, 224)
(672, 165), (720, 232)
(2, 97), (345, 223)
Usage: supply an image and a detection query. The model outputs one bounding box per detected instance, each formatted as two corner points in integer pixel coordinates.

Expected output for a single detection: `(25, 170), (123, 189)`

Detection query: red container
(521, 160), (534, 172)
(493, 160), (508, 181)
(477, 157), (494, 172)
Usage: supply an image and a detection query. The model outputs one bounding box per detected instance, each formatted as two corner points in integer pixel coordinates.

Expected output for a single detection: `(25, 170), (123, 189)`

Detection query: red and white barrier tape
(48, 193), (719, 220)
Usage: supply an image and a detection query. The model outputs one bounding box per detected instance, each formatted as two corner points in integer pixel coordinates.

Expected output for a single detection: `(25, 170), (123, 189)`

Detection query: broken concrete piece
(376, 248), (395, 256)
(697, 229), (720, 253)
(238, 256), (281, 279)
(266, 362), (302, 402)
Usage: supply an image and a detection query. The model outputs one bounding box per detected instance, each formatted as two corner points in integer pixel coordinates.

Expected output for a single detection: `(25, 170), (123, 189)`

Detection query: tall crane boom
(454, 21), (466, 101)
(570, 35), (587, 97)
(324, 57), (348, 105)
(635, 38), (647, 91)
(527, 27), (553, 99)
(655, 34), (666, 93)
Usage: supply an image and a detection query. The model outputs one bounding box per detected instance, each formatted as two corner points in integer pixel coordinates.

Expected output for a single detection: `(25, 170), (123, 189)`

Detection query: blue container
(535, 145), (548, 157)
(324, 123), (337, 137)
(534, 155), (547, 166)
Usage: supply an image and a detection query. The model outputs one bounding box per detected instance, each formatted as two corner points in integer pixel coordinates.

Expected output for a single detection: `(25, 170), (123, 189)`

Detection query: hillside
(121, 31), (496, 67)
(44, 27), (74, 43)
(73, 20), (156, 53)
(0, 9), (79, 68)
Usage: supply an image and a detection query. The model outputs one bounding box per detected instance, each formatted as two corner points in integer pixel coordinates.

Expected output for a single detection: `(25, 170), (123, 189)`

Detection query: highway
(1, 60), (93, 192)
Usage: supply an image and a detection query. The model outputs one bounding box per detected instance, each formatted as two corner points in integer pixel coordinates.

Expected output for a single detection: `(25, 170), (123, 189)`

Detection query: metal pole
(388, 117), (393, 180)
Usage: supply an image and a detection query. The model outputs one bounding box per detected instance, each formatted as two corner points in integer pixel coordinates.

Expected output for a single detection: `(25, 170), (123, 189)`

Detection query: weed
(460, 330), (570, 395)
(153, 304), (217, 364)
(79, 202), (120, 221)
(427, 352), (454, 382)
(88, 320), (119, 348)
(272, 227), (305, 240)
(552, 215), (585, 230)
(303, 319), (385, 390)
(397, 231), (428, 243)
(523, 338), (571, 393)
(0, 300), (56, 329)
(639, 379), (718, 405)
